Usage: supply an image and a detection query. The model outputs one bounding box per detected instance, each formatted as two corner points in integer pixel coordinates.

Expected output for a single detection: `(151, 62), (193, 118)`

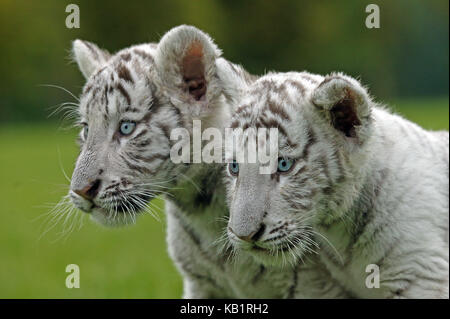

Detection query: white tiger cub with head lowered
(224, 71), (449, 298)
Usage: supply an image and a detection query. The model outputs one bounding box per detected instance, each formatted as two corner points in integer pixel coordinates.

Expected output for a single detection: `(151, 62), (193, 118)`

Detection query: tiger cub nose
(73, 179), (101, 201)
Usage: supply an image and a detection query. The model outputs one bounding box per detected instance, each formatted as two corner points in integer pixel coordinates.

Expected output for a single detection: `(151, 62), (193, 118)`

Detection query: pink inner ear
(182, 41), (207, 101)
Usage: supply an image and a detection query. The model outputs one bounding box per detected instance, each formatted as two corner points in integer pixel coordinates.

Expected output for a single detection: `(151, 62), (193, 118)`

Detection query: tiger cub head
(68, 25), (246, 226)
(224, 72), (375, 266)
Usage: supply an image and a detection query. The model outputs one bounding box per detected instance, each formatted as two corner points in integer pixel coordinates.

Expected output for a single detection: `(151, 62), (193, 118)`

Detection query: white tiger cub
(224, 71), (449, 298)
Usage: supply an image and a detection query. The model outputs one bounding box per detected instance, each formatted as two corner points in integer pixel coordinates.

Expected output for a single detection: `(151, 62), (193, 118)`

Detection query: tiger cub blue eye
(277, 158), (294, 173)
(229, 161), (239, 176)
(120, 121), (136, 135)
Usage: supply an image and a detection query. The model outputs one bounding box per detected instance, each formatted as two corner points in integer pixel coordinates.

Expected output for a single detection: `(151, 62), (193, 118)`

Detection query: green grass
(0, 97), (447, 298)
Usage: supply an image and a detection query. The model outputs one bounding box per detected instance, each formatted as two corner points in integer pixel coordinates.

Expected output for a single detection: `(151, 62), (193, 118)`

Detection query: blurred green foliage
(0, 0), (448, 122)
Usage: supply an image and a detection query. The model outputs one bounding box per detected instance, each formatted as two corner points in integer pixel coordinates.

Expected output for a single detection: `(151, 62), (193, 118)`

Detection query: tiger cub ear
(311, 73), (372, 140)
(155, 25), (222, 117)
(72, 40), (110, 79)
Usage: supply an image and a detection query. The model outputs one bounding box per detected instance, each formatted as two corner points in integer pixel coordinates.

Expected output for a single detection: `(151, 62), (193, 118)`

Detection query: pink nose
(73, 179), (101, 201)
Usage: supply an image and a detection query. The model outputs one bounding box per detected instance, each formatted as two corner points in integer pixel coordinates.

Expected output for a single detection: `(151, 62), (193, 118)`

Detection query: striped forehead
(79, 46), (157, 120)
(231, 73), (322, 151)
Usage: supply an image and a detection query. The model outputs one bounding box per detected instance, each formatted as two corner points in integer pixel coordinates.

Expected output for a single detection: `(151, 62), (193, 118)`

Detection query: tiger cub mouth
(73, 192), (153, 215)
